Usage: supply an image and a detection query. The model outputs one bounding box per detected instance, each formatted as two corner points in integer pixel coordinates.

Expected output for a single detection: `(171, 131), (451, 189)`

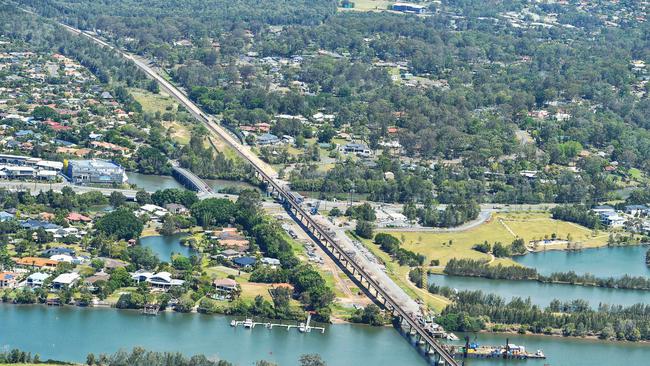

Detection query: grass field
(384, 212), (607, 267)
(128, 88), (177, 114)
(161, 120), (191, 145)
(348, 231), (451, 312)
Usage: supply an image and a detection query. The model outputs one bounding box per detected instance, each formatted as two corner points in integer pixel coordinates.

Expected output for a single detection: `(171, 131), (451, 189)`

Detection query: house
(26, 272), (50, 287)
(66, 159), (126, 185)
(233, 256), (256, 268)
(624, 205), (648, 216)
(600, 211), (626, 228)
(164, 203), (188, 215)
(0, 211), (14, 221)
(131, 270), (185, 289)
(42, 247), (76, 257)
(213, 278), (238, 299)
(50, 254), (75, 263)
(52, 272), (80, 290)
(14, 256), (58, 270)
(66, 212), (92, 223)
(0, 271), (20, 288)
(340, 143), (372, 157)
(218, 249), (242, 260)
(592, 205), (616, 214)
(256, 133), (280, 145)
(146, 272), (185, 289)
(84, 271), (110, 289)
(20, 219), (61, 230)
(261, 257), (281, 267)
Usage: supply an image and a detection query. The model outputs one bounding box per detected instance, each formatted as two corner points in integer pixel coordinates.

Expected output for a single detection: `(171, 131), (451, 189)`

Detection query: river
(452, 332), (650, 366)
(3, 304), (650, 366)
(428, 274), (650, 307)
(126, 172), (257, 194)
(514, 245), (650, 278)
(0, 304), (426, 366)
(138, 234), (193, 262)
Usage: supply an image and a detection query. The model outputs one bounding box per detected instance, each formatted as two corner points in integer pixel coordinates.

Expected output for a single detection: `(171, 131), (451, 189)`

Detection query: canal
(138, 234), (193, 262)
(428, 274), (650, 308)
(126, 172), (257, 194)
(513, 245), (650, 278)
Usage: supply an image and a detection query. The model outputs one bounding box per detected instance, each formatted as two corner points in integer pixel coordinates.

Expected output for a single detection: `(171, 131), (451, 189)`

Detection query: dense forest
(12, 0), (650, 206)
(438, 290), (650, 341)
(443, 258), (650, 291)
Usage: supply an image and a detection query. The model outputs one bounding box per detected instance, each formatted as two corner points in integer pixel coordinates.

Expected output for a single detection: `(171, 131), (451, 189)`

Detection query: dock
(230, 313), (325, 334)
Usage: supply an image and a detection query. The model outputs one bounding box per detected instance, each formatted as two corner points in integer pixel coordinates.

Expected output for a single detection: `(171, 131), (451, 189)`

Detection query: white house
(26, 272), (50, 287)
(52, 272), (80, 290)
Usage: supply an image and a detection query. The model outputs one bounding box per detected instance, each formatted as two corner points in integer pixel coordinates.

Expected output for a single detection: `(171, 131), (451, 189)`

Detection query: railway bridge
(55, 21), (459, 366)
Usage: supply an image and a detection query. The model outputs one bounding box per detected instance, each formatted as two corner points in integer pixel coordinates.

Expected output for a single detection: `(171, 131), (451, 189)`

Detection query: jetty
(230, 313), (325, 334)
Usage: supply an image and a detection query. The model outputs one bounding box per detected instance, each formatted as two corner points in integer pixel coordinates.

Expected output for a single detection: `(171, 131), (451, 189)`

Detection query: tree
(191, 198), (236, 227)
(355, 220), (374, 239)
(299, 354), (326, 366)
(147, 79), (160, 94)
(509, 238), (527, 255)
(317, 124), (335, 143)
(109, 191), (127, 208)
(136, 190), (152, 205)
(95, 208), (143, 240)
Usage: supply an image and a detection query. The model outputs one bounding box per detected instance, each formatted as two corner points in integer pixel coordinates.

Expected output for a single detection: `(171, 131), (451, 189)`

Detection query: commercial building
(66, 159), (126, 184)
(391, 2), (427, 14)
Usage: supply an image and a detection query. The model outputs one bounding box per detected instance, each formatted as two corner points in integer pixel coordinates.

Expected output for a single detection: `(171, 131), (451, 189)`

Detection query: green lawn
(386, 212), (607, 267)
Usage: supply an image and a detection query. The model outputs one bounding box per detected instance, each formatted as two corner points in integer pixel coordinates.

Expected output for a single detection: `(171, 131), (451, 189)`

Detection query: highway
(0, 180), (140, 199)
(53, 21), (457, 365)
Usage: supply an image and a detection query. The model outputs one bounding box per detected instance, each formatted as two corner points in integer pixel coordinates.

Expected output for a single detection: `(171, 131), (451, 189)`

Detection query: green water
(2, 304), (650, 365)
(428, 274), (650, 307)
(138, 234), (193, 262)
(452, 332), (650, 366)
(513, 245), (650, 278)
(0, 304), (427, 366)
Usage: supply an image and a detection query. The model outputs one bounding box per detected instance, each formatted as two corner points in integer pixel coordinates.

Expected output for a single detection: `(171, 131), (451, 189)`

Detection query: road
(39, 17), (463, 364)
(60, 24), (426, 314)
(0, 180), (140, 198)
(0, 179), (231, 201)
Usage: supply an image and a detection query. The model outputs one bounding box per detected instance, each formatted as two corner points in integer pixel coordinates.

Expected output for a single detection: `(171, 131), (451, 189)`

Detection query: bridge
(56, 21), (459, 366)
(170, 161), (213, 195)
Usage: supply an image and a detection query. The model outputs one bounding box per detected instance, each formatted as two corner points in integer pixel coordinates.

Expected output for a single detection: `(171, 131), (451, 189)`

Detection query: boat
(230, 320), (236, 327)
(446, 332), (459, 341)
(243, 319), (253, 328)
(299, 322), (310, 333)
